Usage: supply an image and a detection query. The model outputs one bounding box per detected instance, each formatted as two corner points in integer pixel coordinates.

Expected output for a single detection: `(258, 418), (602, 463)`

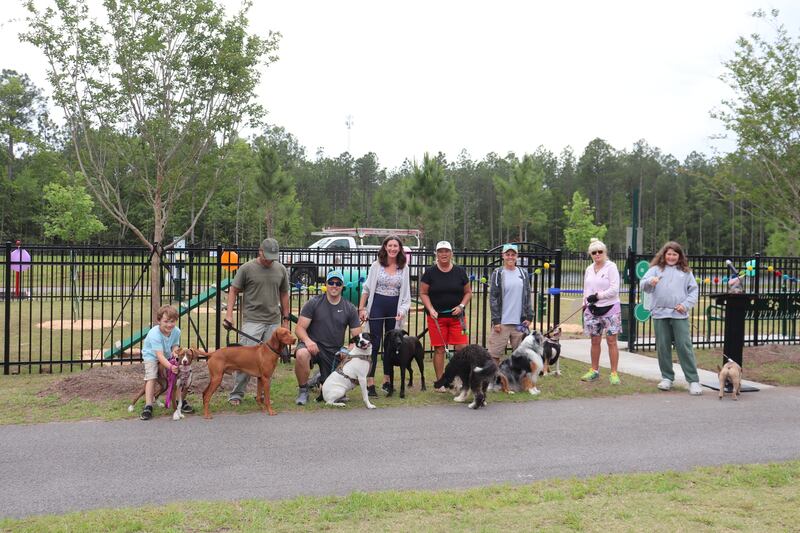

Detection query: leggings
(368, 293), (398, 378)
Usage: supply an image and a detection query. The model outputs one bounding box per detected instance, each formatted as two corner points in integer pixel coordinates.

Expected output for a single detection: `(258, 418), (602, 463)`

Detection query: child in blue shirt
(140, 305), (181, 420)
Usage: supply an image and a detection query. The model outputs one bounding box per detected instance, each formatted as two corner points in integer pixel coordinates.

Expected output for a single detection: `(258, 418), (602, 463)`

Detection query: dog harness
(334, 353), (371, 386)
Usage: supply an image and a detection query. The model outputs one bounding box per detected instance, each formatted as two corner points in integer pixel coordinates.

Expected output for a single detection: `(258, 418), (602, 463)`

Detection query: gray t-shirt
(300, 295), (360, 353)
(231, 259), (289, 324)
(501, 268), (524, 325)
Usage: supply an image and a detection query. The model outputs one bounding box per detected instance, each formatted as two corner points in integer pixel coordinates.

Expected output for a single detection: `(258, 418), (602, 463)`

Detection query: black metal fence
(3, 241), (799, 374)
(624, 251), (800, 351)
(1, 241), (563, 374)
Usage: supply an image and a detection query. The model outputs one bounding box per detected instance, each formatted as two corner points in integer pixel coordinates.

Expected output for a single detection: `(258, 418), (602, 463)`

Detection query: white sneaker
(689, 382), (703, 395)
(657, 379), (672, 391)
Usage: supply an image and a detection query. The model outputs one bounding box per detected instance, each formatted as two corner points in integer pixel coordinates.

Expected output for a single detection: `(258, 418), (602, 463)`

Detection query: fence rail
(2, 241), (799, 374)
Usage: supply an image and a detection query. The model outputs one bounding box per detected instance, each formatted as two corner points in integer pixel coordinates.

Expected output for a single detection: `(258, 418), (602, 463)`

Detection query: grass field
(0, 356), (653, 425)
(1, 461), (798, 531)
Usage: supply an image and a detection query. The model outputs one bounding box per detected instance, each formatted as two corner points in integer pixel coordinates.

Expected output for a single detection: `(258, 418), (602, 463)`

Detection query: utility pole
(345, 115), (354, 153)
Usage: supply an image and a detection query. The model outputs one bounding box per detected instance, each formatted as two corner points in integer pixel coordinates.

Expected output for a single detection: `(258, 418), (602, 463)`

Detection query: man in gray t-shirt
(223, 238), (290, 404)
(294, 269), (361, 405)
(487, 244), (533, 364)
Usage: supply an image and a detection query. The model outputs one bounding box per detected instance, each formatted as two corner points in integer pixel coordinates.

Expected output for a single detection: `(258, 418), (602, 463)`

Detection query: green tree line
(1, 3), (796, 258)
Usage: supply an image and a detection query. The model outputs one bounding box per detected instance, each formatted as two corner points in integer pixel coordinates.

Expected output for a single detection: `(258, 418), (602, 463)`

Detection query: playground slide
(102, 278), (232, 359)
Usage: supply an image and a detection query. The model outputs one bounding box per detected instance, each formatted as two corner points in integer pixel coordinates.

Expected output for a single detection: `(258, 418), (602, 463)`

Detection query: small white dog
(322, 332), (376, 409)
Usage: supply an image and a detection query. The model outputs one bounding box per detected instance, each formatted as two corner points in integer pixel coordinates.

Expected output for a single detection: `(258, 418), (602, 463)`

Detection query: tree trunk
(265, 207), (273, 239)
(150, 170), (164, 321)
(7, 137), (13, 182)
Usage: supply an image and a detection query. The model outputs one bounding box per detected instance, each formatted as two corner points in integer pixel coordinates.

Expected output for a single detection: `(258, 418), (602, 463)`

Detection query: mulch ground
(37, 360), (257, 402)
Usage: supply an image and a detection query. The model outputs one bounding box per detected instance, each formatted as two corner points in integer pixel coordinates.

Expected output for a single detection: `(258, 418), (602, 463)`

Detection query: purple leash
(164, 356), (178, 408)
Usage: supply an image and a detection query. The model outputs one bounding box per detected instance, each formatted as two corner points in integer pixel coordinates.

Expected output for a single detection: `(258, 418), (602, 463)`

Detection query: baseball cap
(326, 269), (344, 283)
(435, 240), (452, 252)
(502, 243), (518, 254)
(260, 238), (280, 260)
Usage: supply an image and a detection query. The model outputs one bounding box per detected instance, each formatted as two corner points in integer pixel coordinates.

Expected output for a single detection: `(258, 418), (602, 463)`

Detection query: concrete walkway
(558, 338), (772, 390)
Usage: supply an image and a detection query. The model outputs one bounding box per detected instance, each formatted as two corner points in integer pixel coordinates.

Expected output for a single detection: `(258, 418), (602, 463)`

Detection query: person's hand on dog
(305, 339), (319, 355)
(587, 293), (599, 304)
(223, 319), (233, 331)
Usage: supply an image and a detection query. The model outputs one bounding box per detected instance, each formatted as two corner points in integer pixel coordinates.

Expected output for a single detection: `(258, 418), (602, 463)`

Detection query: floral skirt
(583, 310), (622, 337)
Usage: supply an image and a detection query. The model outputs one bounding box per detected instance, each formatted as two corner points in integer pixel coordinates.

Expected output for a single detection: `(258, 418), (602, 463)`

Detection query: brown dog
(128, 347), (198, 413)
(202, 327), (296, 419)
(717, 357), (743, 400)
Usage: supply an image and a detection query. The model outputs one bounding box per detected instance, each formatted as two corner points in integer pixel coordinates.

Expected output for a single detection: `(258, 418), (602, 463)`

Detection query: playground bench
(705, 293), (800, 341)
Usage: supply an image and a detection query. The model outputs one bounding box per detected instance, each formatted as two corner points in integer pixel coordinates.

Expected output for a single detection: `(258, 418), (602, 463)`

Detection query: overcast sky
(3, 1), (799, 169)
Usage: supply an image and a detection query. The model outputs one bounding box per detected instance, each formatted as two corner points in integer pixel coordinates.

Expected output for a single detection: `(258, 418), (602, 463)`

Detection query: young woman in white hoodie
(358, 236), (412, 396)
(640, 241), (702, 395)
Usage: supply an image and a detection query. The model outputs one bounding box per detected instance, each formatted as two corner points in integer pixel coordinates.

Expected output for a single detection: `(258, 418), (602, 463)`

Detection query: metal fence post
(627, 247), (637, 353)
(753, 252), (761, 346)
(215, 243), (223, 350)
(4, 241), (11, 375)
(553, 248), (562, 329)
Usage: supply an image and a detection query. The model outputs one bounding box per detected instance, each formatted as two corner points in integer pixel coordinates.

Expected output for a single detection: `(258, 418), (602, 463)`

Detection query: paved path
(557, 339), (772, 390)
(2, 385), (800, 519)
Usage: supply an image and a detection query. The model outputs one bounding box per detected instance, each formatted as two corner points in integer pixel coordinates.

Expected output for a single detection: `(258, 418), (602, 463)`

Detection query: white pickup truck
(285, 227), (422, 286)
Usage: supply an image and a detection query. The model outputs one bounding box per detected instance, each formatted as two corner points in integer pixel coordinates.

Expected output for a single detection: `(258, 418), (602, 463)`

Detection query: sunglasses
(590, 250), (604, 255)
(326, 280), (343, 287)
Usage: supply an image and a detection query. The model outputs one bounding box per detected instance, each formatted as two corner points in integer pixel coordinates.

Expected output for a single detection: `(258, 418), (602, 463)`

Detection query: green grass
(633, 343), (800, 387)
(0, 357), (654, 426)
(2, 461), (799, 531)
(692, 346), (800, 386)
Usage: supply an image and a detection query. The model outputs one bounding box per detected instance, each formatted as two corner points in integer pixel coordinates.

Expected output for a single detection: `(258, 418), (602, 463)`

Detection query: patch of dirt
(700, 344), (800, 386)
(705, 344), (800, 365)
(37, 360), (257, 402)
(37, 320), (128, 330)
(81, 348), (142, 359)
(744, 344), (800, 364)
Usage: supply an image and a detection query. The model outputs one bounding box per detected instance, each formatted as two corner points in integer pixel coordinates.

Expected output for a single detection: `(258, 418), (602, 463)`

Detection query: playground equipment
(103, 278), (232, 359)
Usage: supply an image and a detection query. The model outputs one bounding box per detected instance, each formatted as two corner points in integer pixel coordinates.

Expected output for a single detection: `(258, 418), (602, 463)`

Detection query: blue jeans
(368, 293), (398, 378)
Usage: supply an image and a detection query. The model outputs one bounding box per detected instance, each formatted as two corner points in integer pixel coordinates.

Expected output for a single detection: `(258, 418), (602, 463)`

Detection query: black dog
(383, 329), (426, 398)
(433, 344), (497, 409)
(542, 327), (562, 376)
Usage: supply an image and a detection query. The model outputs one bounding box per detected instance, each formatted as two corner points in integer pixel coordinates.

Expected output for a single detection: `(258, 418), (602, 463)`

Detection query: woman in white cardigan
(357, 236), (412, 396)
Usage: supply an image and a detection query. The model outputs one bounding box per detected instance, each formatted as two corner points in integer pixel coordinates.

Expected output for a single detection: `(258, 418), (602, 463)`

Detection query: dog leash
(222, 320), (285, 359)
(544, 304), (585, 336)
(430, 314), (452, 360)
(164, 355), (179, 408)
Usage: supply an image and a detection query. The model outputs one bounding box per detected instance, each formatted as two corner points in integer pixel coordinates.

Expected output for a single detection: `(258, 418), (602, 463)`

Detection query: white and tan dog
(321, 332), (377, 409)
(718, 355), (743, 400)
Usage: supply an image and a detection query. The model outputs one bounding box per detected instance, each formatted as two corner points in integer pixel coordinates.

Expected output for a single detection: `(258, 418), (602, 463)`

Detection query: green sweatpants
(653, 318), (699, 383)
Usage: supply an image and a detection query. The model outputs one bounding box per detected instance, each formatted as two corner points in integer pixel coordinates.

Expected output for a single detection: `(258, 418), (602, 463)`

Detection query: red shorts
(426, 315), (468, 347)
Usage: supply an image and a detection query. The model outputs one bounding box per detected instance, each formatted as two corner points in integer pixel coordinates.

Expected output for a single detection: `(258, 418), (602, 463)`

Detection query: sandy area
(37, 319), (129, 330)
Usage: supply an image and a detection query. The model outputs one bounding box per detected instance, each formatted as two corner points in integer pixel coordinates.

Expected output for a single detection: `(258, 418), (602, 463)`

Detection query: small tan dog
(717, 355), (743, 400)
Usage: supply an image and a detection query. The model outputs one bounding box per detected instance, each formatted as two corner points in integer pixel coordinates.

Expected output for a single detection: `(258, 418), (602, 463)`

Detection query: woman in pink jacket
(581, 238), (622, 385)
